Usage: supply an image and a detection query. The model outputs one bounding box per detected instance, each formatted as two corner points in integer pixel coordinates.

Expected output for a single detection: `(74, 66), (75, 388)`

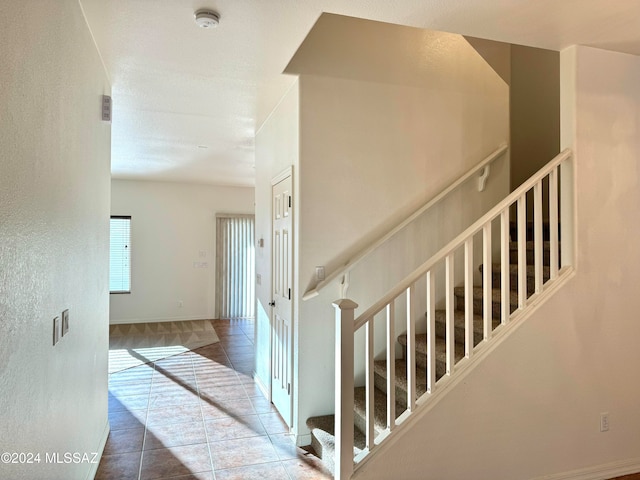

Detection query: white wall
(110, 180), (254, 324)
(353, 45), (640, 480)
(254, 80), (300, 404)
(0, 1), (111, 479)
(295, 33), (510, 442)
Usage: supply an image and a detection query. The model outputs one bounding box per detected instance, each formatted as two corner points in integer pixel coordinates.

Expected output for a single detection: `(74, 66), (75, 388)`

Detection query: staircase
(306, 223), (556, 475)
(303, 149), (573, 480)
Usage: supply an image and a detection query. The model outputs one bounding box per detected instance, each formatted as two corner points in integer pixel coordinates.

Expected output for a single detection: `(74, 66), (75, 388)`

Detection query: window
(110, 216), (131, 294)
(215, 214), (255, 318)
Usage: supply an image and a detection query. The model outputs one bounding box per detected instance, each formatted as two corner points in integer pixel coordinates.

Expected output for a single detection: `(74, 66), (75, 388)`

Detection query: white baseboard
(295, 433), (312, 447)
(533, 457), (640, 480)
(254, 375), (270, 401)
(85, 420), (109, 480)
(109, 315), (212, 325)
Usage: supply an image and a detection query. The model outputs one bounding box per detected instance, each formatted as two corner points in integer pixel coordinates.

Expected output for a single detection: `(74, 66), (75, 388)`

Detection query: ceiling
(79, 0), (640, 187)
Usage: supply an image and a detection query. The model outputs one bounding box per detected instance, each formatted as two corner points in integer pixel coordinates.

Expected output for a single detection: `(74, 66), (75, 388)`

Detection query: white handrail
(302, 143), (509, 301)
(353, 148), (572, 329)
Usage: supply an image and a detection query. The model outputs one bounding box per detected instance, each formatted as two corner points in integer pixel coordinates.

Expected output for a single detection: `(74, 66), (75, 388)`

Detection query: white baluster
(333, 299), (357, 480)
(464, 238), (474, 357)
(426, 271), (436, 393)
(517, 196), (527, 309)
(406, 285), (416, 412)
(482, 224), (492, 340)
(386, 301), (396, 430)
(560, 156), (574, 268)
(534, 181), (543, 293)
(500, 210), (510, 324)
(549, 166), (559, 279)
(445, 255), (455, 374)
(365, 318), (375, 451)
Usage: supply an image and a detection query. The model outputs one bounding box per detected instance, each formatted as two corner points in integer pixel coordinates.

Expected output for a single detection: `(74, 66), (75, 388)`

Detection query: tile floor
(96, 318), (331, 480)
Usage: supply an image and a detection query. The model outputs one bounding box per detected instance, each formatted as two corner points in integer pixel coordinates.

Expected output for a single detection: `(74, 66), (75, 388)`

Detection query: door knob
(268, 301), (275, 307)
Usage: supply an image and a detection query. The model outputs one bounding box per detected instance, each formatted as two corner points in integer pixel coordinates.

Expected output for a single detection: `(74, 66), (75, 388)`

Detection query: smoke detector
(194, 9), (220, 29)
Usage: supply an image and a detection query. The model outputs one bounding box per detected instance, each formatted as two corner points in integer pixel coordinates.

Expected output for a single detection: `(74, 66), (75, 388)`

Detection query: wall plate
(53, 317), (60, 345)
(61, 309), (69, 337)
(102, 95), (112, 122)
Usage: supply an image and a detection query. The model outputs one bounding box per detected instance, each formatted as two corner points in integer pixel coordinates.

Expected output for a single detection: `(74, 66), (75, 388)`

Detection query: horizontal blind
(110, 216), (131, 293)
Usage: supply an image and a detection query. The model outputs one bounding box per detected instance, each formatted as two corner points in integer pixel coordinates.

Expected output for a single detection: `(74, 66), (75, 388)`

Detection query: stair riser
(455, 294), (517, 318)
(509, 248), (544, 264)
(372, 373), (436, 412)
(306, 415), (366, 474)
(310, 435), (329, 467)
(394, 348), (447, 382)
(353, 407), (386, 439)
(434, 320), (483, 347)
(373, 374), (411, 411)
(509, 223), (555, 242)
(489, 272), (549, 294)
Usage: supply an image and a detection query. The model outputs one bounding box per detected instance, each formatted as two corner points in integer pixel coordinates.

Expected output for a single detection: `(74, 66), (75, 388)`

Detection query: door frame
(270, 165), (294, 427)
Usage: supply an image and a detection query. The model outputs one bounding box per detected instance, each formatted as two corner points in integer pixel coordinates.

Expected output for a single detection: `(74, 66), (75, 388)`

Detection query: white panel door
(271, 174), (293, 426)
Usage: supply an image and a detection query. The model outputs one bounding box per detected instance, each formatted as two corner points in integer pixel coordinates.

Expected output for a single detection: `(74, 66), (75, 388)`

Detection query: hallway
(96, 319), (330, 480)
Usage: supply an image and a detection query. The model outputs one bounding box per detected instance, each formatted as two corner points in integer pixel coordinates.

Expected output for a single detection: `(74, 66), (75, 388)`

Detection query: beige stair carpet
(108, 320), (219, 374)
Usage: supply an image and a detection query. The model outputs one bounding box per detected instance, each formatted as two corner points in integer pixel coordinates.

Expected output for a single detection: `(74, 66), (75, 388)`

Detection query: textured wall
(110, 180), (254, 324)
(254, 80), (300, 414)
(295, 32), (509, 442)
(0, 1), (111, 479)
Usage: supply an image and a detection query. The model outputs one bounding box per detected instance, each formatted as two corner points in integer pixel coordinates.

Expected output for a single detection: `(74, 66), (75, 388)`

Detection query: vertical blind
(109, 216), (131, 293)
(215, 215), (255, 319)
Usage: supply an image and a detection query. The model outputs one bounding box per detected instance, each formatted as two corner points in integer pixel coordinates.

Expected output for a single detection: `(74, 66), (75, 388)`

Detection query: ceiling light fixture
(194, 9), (220, 29)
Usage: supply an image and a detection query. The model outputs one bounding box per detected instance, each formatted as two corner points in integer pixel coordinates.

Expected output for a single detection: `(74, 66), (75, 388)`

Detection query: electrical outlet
(53, 317), (60, 346)
(178, 300), (183, 308)
(256, 274), (262, 285)
(600, 412), (610, 432)
(61, 309), (69, 337)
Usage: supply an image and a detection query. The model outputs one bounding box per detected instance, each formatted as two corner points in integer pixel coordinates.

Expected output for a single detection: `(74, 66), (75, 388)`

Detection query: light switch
(53, 317), (60, 346)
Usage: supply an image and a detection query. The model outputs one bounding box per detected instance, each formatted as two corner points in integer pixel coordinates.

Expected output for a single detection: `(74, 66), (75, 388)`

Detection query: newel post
(560, 154), (575, 268)
(333, 299), (358, 480)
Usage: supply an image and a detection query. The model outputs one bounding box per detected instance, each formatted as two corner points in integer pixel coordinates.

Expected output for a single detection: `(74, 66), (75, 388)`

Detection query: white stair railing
(333, 149), (574, 479)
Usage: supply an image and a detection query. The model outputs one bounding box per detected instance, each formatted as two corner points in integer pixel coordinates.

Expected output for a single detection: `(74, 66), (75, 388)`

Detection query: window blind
(110, 216), (131, 294)
(215, 215), (255, 319)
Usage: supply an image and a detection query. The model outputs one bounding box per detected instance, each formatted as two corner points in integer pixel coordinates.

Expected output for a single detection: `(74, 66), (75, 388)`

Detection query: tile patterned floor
(97, 318), (331, 480)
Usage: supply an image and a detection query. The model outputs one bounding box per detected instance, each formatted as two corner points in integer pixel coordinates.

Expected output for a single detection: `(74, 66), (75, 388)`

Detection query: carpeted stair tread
(483, 263), (552, 292)
(454, 286), (519, 318)
(395, 334), (466, 374)
(509, 241), (557, 264)
(509, 241), (551, 251)
(484, 263), (551, 277)
(434, 309), (498, 338)
(509, 220), (556, 241)
(397, 334), (466, 360)
(454, 286), (518, 305)
(306, 414), (365, 474)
